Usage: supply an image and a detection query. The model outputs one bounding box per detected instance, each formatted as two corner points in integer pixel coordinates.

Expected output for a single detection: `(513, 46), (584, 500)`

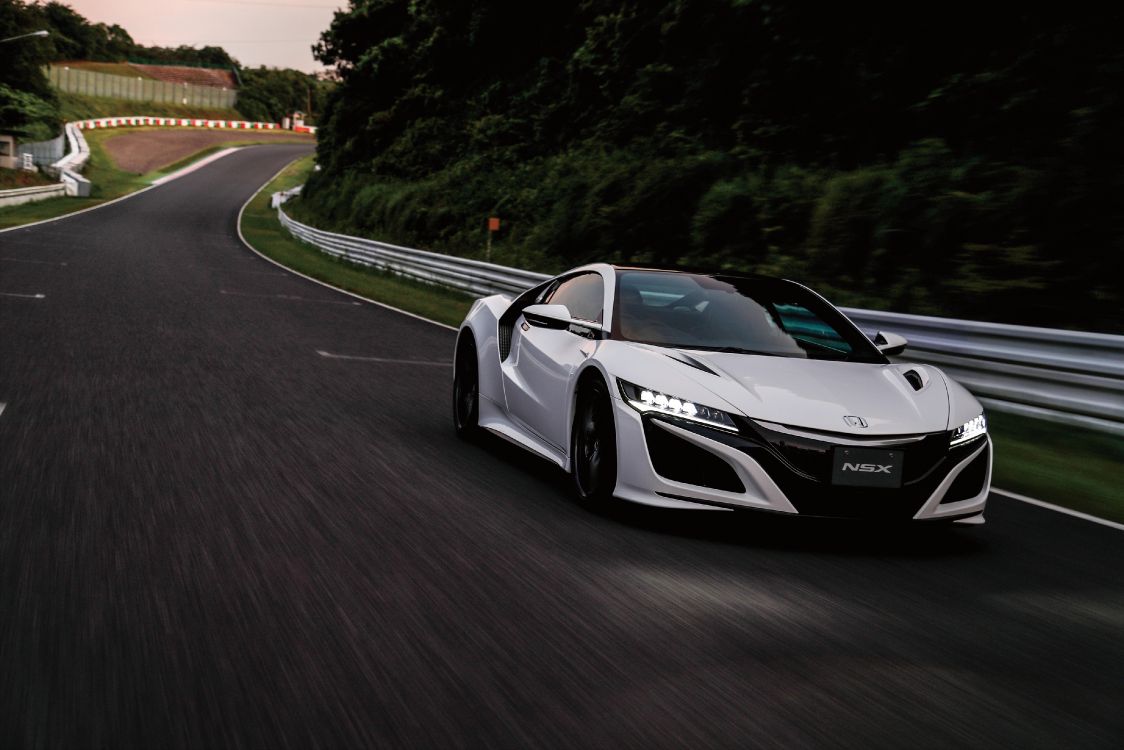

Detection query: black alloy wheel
(453, 333), (479, 438)
(572, 377), (618, 503)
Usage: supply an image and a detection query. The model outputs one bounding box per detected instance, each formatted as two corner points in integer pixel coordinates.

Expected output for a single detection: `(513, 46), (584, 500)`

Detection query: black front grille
(642, 415), (977, 519)
(642, 420), (745, 493)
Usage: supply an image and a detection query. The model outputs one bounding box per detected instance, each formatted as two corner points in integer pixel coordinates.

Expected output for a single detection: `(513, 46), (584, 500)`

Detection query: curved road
(1, 146), (1121, 748)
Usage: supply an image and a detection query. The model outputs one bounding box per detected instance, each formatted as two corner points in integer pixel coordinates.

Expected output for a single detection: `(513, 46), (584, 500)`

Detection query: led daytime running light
(950, 413), (987, 446)
(618, 380), (737, 432)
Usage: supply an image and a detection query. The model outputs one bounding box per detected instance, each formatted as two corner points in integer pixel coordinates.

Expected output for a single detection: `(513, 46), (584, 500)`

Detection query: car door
(501, 272), (606, 451)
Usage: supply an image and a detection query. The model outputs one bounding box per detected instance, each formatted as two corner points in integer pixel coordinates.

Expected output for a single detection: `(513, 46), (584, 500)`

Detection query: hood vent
(902, 369), (926, 391)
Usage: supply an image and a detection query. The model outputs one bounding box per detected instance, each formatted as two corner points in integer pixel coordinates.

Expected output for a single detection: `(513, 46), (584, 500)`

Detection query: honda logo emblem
(843, 415), (868, 428)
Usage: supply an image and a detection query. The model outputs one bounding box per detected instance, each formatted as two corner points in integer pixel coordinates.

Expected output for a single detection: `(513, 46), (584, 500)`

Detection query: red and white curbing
(76, 116), (282, 131)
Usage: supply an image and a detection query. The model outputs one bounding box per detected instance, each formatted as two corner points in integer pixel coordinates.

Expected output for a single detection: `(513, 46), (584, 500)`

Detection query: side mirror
(522, 304), (574, 330)
(873, 330), (908, 356)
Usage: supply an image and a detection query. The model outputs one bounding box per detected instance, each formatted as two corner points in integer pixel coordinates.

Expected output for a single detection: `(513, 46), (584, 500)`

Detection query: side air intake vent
(498, 323), (513, 360)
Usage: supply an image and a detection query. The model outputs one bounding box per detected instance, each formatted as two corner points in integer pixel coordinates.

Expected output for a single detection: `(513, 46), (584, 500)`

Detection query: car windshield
(613, 270), (884, 362)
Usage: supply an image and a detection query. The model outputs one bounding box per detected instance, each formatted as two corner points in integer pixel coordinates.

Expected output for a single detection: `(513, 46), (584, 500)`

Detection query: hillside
(58, 91), (242, 123)
(132, 64), (237, 90)
(54, 61), (158, 79)
(55, 61), (238, 90)
(298, 2), (1123, 333)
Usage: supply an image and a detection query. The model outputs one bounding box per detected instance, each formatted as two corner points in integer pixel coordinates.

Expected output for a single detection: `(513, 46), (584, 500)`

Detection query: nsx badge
(843, 415), (868, 428)
(832, 447), (903, 488)
(842, 463), (892, 473)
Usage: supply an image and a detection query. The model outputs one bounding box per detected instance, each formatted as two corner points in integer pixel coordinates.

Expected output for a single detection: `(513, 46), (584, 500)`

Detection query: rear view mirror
(873, 330), (908, 356)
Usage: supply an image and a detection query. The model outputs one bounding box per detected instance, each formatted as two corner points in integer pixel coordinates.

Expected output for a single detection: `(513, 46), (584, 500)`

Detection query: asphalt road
(1, 145), (1121, 749)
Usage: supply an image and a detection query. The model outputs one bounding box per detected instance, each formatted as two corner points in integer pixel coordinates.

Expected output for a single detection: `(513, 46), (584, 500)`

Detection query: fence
(17, 132), (66, 166)
(47, 65), (238, 109)
(274, 199), (1124, 437)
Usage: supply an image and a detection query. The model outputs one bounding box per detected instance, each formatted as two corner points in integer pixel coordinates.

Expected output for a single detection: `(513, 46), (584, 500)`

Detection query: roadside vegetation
(0, 169), (55, 189)
(57, 91), (243, 122)
(240, 156), (470, 328)
(987, 413), (1123, 525)
(297, 3), (1121, 334)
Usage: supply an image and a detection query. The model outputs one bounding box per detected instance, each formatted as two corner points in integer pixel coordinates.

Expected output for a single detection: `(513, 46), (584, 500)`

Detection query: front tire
(571, 376), (618, 504)
(453, 332), (479, 438)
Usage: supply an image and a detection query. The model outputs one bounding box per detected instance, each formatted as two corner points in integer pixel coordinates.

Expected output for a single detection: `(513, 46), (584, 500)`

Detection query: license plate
(832, 447), (903, 488)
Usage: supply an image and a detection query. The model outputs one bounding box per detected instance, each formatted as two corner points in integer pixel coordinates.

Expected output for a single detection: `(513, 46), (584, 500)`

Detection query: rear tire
(571, 376), (618, 504)
(453, 332), (480, 439)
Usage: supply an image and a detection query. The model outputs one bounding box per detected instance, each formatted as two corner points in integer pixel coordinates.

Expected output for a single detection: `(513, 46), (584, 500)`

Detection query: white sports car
(453, 265), (991, 524)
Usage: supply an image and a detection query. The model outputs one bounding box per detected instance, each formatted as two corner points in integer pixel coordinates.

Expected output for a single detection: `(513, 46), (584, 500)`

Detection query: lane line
(992, 488), (1124, 532)
(150, 148), (241, 186)
(197, 267), (286, 276)
(235, 160), (458, 332)
(1, 257), (68, 266)
(0, 292), (45, 299)
(220, 289), (361, 306)
(316, 350), (452, 367)
(0, 403), (5, 418)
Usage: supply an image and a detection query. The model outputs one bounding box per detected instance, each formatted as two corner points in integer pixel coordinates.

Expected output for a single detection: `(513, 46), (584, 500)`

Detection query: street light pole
(0, 30), (49, 44)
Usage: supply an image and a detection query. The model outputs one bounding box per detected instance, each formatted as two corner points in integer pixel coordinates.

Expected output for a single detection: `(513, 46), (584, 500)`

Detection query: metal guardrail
(278, 205), (550, 298)
(275, 200), (1124, 436)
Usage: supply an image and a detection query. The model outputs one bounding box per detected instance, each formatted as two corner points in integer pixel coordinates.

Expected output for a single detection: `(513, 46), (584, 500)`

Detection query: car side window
(544, 273), (604, 323)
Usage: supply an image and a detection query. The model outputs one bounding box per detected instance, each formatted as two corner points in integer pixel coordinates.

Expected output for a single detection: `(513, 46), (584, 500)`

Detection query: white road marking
(993, 488), (1124, 532)
(0, 292), (45, 299)
(150, 148), (242, 186)
(235, 161), (457, 332)
(0, 403), (6, 418)
(199, 267), (286, 276)
(220, 289), (360, 306)
(316, 350), (452, 367)
(0, 257), (68, 266)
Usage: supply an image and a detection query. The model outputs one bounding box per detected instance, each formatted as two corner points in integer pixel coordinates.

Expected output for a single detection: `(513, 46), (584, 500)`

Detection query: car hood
(684, 351), (951, 436)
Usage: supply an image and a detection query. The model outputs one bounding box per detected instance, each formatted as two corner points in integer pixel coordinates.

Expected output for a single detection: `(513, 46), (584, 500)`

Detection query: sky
(60, 0), (346, 72)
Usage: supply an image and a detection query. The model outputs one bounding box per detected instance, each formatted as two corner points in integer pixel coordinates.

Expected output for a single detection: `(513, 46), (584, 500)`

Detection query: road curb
(234, 159), (457, 332)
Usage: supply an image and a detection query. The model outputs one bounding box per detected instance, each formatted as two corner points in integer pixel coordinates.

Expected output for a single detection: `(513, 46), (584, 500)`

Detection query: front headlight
(617, 379), (738, 432)
(950, 413), (987, 446)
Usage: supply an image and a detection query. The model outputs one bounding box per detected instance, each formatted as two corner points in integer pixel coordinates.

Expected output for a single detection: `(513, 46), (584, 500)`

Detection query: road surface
(1, 145), (1121, 748)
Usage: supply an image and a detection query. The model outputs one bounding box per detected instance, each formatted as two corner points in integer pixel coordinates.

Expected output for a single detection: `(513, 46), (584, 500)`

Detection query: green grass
(0, 130), (147, 229)
(240, 156), (472, 328)
(0, 170), (56, 189)
(988, 412), (1123, 524)
(53, 62), (159, 80)
(57, 91), (242, 122)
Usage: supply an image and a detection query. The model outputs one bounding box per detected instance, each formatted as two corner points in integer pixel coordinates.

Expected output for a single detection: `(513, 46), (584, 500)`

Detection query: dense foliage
(0, 1), (330, 137)
(0, 0), (58, 139)
(299, 1), (1122, 330)
(234, 67), (332, 125)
